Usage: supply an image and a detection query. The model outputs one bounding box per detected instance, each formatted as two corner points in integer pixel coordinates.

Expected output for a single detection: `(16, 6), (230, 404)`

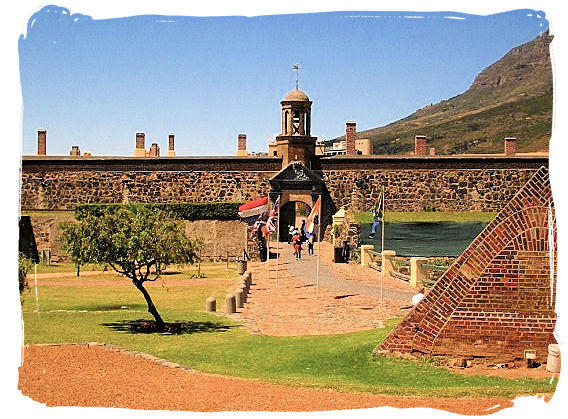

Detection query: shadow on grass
(102, 319), (234, 335)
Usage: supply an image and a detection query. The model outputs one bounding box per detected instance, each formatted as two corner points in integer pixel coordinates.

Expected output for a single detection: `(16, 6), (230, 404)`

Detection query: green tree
(18, 252), (33, 301)
(60, 204), (199, 330)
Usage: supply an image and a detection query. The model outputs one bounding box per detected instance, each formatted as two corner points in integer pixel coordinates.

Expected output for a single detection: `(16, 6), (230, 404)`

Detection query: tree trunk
(133, 279), (165, 331)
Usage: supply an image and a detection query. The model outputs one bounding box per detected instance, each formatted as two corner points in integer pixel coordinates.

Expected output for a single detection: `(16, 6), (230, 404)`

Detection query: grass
(353, 211), (497, 224)
(21, 263), (557, 399)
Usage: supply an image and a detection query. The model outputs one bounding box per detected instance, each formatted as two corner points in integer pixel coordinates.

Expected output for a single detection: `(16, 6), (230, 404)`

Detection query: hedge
(74, 202), (243, 221)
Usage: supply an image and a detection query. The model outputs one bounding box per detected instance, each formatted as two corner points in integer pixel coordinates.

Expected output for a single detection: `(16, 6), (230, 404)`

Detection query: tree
(18, 252), (33, 302)
(60, 204), (199, 331)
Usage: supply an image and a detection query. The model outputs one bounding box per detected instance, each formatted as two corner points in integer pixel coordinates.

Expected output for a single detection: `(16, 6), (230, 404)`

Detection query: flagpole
(381, 186), (385, 307)
(316, 194), (321, 289)
(276, 197), (280, 287)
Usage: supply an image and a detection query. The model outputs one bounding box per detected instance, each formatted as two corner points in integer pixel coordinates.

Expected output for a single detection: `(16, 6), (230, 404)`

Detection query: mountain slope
(350, 33), (553, 155)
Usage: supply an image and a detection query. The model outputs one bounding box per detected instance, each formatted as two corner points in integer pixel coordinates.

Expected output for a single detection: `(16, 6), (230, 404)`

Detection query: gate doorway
(279, 201), (311, 241)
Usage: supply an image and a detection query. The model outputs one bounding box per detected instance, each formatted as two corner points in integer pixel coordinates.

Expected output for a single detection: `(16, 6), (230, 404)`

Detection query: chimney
(504, 137), (517, 156)
(167, 133), (176, 157)
(414, 135), (427, 156)
(37, 129), (47, 155)
(149, 142), (160, 158)
(70, 145), (81, 157)
(236, 133), (248, 156)
(134, 132), (146, 157)
(429, 147), (436, 156)
(345, 122), (357, 155)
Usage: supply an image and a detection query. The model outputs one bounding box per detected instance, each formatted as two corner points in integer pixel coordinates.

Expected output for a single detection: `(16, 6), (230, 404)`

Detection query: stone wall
(26, 213), (249, 263)
(21, 156), (548, 213)
(184, 219), (248, 261)
(375, 167), (556, 361)
(322, 168), (540, 212)
(21, 170), (275, 211)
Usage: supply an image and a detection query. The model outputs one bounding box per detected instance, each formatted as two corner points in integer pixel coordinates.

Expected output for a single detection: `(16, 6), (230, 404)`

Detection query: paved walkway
(278, 243), (414, 301)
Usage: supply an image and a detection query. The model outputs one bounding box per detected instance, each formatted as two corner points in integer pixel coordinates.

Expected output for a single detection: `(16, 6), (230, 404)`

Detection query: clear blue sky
(18, 7), (548, 156)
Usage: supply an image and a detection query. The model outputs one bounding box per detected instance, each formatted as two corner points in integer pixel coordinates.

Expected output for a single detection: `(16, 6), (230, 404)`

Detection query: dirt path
(19, 344), (521, 414)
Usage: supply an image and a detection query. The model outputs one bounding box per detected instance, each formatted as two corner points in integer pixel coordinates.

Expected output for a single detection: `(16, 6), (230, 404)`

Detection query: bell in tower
(274, 86), (317, 167)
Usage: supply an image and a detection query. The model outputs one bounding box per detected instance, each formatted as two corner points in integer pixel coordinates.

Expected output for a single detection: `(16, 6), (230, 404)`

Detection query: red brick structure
(37, 129), (47, 155)
(375, 166), (556, 362)
(149, 143), (160, 158)
(345, 122), (356, 155)
(504, 137), (517, 156)
(69, 146), (80, 157)
(414, 135), (427, 156)
(238, 134), (247, 151)
(135, 132), (145, 150)
(168, 133), (175, 152)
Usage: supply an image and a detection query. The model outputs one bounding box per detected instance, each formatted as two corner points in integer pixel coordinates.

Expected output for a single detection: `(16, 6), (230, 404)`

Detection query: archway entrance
(279, 201), (311, 241)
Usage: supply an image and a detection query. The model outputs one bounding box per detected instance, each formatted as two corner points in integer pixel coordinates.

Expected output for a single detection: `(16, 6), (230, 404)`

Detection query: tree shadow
(102, 319), (234, 335)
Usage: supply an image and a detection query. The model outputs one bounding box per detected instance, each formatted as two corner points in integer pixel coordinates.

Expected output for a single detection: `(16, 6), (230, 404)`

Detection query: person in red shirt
(291, 230), (302, 260)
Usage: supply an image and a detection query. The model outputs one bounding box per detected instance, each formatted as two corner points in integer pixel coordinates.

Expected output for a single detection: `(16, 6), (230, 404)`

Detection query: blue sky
(18, 7), (548, 156)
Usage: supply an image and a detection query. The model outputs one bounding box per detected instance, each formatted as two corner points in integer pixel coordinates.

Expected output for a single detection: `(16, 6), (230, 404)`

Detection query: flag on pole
(369, 189), (384, 239)
(262, 196), (280, 237)
(238, 196), (269, 238)
(305, 196), (321, 235)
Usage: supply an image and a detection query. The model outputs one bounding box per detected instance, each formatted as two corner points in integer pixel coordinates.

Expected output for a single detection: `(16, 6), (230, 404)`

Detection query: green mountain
(346, 33), (553, 155)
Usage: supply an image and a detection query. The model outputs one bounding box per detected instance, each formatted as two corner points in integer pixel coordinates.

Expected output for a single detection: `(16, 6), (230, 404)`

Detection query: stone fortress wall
(21, 156), (547, 213)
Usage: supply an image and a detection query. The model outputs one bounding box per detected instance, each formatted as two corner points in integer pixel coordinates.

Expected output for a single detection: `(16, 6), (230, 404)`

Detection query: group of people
(287, 221), (315, 260)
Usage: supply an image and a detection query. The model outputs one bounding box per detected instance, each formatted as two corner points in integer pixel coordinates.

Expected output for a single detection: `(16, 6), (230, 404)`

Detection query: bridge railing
(358, 246), (453, 288)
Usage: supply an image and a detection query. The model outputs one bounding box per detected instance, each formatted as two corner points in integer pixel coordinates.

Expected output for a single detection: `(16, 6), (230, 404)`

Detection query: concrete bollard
(235, 286), (245, 308)
(234, 288), (243, 309)
(410, 257), (428, 287)
(381, 250), (397, 274)
(205, 297), (216, 312)
(360, 244), (375, 267)
(238, 279), (248, 293)
(225, 293), (236, 314)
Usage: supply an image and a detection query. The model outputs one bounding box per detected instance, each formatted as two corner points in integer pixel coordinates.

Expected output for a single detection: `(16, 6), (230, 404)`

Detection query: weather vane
(292, 63), (299, 89)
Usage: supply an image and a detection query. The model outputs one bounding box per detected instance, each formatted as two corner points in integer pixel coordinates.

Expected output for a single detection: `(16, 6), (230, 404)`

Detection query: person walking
(291, 230), (302, 260)
(307, 233), (314, 256)
(288, 225), (294, 244)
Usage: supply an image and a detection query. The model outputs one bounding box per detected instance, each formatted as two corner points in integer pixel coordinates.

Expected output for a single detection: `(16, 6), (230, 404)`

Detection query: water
(360, 222), (487, 257)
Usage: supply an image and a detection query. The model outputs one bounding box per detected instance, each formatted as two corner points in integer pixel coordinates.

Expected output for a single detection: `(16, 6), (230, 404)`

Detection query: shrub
(74, 202), (243, 221)
(18, 252), (33, 297)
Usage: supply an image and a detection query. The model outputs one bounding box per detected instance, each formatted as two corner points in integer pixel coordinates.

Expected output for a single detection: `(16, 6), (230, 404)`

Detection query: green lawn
(21, 265), (556, 398)
(353, 211), (497, 224)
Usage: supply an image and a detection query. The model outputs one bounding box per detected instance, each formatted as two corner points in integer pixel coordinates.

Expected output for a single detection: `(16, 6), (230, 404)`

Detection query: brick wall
(375, 167), (556, 361)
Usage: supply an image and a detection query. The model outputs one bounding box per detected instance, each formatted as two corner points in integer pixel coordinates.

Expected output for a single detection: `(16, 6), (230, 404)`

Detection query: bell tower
(274, 68), (317, 167)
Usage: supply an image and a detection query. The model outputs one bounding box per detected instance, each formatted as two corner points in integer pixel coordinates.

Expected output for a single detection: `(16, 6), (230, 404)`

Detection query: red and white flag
(262, 196), (280, 237)
(305, 196), (321, 234)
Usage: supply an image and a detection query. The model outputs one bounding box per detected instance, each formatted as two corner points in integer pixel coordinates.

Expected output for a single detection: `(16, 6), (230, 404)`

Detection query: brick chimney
(236, 133), (248, 156)
(37, 129), (47, 155)
(345, 122), (357, 155)
(504, 137), (517, 156)
(149, 142), (160, 158)
(134, 132), (146, 157)
(414, 135), (427, 156)
(167, 133), (176, 157)
(429, 147), (436, 156)
(70, 145), (80, 157)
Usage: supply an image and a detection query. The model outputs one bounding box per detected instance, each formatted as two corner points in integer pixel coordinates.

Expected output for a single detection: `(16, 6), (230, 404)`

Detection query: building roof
(282, 88), (310, 102)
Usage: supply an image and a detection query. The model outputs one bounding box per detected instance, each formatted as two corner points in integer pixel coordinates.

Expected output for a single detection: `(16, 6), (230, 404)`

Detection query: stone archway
(279, 201), (312, 241)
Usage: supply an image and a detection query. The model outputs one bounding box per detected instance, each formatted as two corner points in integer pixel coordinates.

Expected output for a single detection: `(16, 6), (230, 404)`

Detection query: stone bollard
(225, 293), (236, 314)
(234, 288), (243, 309)
(245, 271), (253, 284)
(243, 272), (251, 286)
(381, 250), (396, 275)
(410, 257), (428, 287)
(205, 297), (216, 312)
(238, 278), (248, 293)
(235, 286), (245, 308)
(360, 244), (375, 267)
